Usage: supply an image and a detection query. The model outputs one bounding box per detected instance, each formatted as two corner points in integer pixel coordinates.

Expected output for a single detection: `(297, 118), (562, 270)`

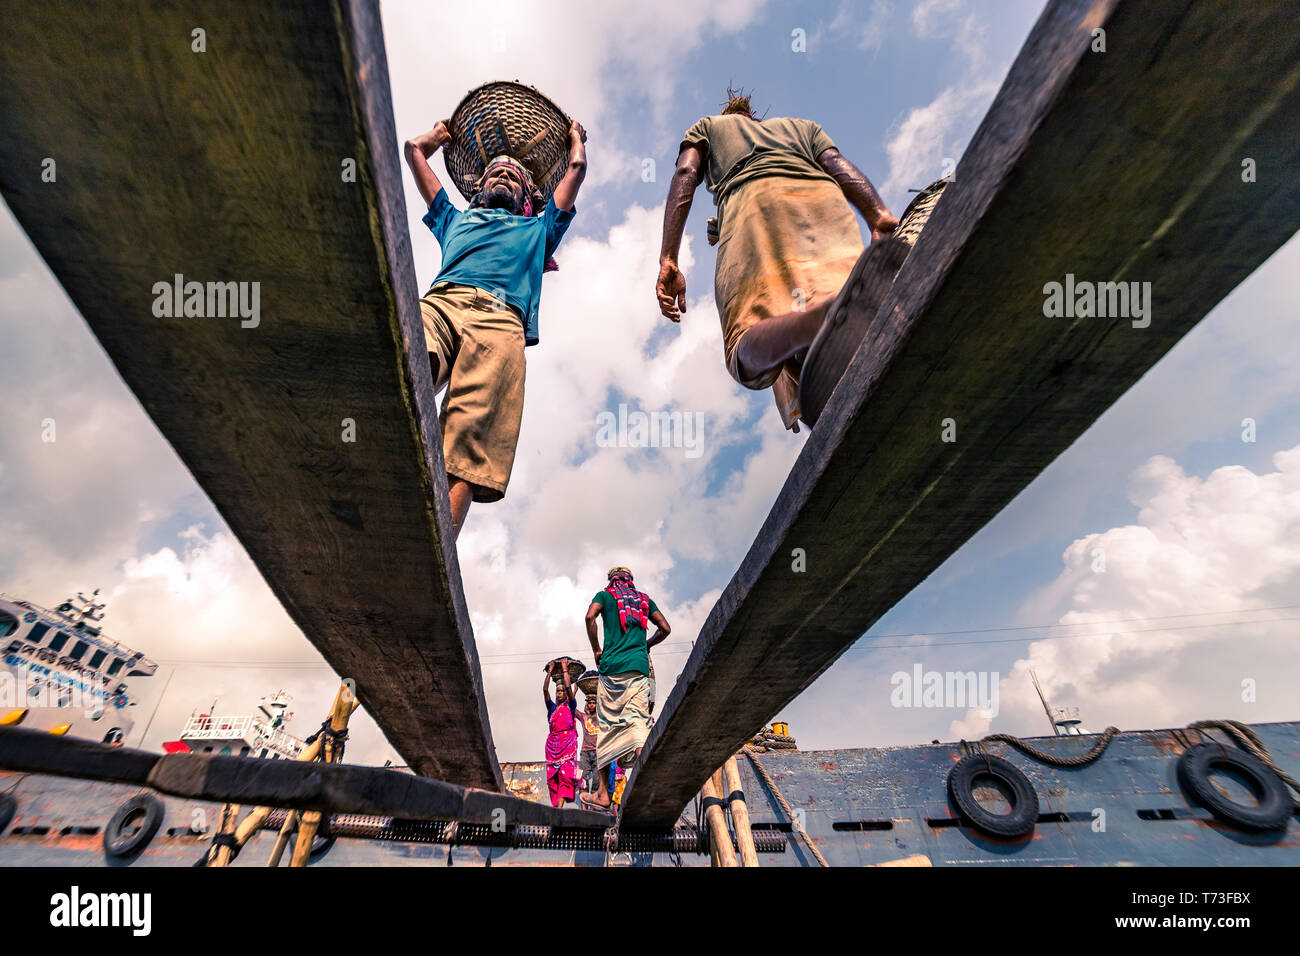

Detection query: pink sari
(545, 700), (579, 806)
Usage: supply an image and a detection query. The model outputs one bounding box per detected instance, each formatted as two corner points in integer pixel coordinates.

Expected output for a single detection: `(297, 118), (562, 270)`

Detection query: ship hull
(3, 722), (1297, 866)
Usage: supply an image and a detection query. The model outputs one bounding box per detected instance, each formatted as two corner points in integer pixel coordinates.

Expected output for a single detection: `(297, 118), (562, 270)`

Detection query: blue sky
(2, 0), (1297, 764)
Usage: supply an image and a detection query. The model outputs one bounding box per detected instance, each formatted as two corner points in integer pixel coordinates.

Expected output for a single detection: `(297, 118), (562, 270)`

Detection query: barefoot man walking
(583, 566), (670, 809)
(404, 116), (587, 537)
(656, 89), (900, 430)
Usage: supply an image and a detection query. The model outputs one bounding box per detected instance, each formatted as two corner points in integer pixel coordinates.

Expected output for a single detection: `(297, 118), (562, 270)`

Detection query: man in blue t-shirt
(404, 117), (587, 537)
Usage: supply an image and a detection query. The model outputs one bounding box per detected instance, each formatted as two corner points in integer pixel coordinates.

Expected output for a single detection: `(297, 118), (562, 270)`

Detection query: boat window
(27, 622), (50, 644)
(0, 611), (17, 639)
(88, 649), (107, 669)
(106, 657), (124, 677)
(69, 640), (88, 661)
(5, 640), (19, 654)
(47, 631), (69, 652)
(102, 728), (124, 745)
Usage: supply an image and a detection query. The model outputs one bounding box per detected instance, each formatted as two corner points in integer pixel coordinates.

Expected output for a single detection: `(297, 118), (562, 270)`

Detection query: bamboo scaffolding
(289, 685), (357, 867)
(700, 769), (738, 868)
(723, 756), (759, 867)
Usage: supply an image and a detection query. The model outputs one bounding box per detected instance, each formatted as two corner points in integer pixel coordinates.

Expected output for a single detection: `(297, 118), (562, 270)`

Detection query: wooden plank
(622, 0), (1300, 826)
(0, 0), (501, 788)
(0, 728), (611, 829)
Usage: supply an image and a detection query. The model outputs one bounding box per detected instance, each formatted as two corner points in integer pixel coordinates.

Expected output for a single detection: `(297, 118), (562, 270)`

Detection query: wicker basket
(894, 177), (949, 246)
(575, 669), (600, 698)
(545, 657), (586, 687)
(446, 81), (571, 204)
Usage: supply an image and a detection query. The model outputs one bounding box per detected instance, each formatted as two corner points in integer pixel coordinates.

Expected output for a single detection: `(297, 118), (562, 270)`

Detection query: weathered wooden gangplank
(623, 0), (1300, 825)
(0, 1), (501, 788)
(0, 728), (609, 829)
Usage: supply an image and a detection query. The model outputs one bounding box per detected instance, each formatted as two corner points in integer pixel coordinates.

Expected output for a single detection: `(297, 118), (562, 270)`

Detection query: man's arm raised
(552, 120), (587, 212)
(404, 119), (453, 207)
(657, 145), (704, 322)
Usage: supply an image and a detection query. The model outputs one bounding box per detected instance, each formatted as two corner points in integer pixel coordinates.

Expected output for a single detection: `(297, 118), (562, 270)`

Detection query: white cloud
(828, 0), (892, 53)
(879, 0), (999, 203)
(949, 444), (1300, 740)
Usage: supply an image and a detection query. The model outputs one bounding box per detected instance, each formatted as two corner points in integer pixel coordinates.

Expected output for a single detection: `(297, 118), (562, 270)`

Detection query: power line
(151, 604), (1300, 669)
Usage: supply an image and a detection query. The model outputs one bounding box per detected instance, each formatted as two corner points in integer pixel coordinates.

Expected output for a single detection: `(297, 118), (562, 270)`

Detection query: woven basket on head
(446, 81), (571, 205)
(545, 658), (586, 688)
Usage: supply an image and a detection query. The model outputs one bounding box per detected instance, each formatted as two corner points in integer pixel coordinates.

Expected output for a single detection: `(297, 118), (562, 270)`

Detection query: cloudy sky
(2, 0), (1297, 766)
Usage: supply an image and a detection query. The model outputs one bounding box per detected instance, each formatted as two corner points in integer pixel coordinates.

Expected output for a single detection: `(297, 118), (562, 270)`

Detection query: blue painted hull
(3, 722), (1297, 866)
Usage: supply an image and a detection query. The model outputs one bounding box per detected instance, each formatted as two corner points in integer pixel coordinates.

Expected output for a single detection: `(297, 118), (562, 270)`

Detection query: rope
(742, 749), (828, 867)
(304, 719), (349, 761)
(978, 726), (1121, 767)
(1188, 719), (1300, 803)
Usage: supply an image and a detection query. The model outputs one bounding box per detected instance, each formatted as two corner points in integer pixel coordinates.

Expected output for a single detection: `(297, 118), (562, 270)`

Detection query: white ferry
(164, 690), (305, 760)
(0, 589), (157, 745)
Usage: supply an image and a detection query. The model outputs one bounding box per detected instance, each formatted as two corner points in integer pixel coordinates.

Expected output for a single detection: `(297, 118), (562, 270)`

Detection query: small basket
(446, 81), (571, 205)
(576, 669), (600, 698)
(545, 658), (586, 688)
(895, 177), (949, 246)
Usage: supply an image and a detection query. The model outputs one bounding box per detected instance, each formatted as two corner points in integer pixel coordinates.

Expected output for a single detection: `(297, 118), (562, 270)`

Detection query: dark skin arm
(646, 610), (671, 650)
(558, 660), (575, 708)
(585, 603), (603, 665)
(817, 148), (899, 238)
(552, 121), (588, 212)
(656, 144), (705, 321)
(543, 664), (555, 706)
(404, 119), (453, 207)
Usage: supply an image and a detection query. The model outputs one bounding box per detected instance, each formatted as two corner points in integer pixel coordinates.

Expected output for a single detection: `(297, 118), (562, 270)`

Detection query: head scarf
(604, 568), (649, 633)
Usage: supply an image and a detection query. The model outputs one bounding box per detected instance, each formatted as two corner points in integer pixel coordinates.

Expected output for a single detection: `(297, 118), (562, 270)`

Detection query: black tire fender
(103, 794), (164, 858)
(1177, 743), (1293, 831)
(947, 753), (1039, 838)
(0, 793), (16, 835)
(310, 815), (335, 858)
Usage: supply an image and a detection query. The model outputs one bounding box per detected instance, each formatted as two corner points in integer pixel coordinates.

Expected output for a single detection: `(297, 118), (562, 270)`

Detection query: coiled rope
(1188, 719), (1300, 805)
(742, 749), (828, 867)
(977, 726), (1121, 766)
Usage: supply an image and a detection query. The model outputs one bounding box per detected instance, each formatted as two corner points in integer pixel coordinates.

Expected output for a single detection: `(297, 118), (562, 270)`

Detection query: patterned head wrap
(471, 155), (544, 216)
(607, 565), (633, 582)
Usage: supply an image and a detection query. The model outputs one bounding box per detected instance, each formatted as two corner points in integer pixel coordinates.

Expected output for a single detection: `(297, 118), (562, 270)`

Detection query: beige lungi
(713, 175), (864, 429)
(420, 282), (526, 502)
(597, 671), (652, 770)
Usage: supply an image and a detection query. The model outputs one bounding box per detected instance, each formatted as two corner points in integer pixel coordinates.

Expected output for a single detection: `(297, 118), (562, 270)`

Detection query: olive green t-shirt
(592, 590), (660, 677)
(680, 114), (839, 209)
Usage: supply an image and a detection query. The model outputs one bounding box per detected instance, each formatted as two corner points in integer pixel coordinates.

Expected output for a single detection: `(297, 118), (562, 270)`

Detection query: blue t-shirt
(422, 188), (575, 346)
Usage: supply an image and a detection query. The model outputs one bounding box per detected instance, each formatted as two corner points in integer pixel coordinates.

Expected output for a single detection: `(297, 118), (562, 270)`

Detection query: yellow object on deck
(771, 721), (789, 737)
(50, 723), (72, 735)
(1, 709), (27, 726)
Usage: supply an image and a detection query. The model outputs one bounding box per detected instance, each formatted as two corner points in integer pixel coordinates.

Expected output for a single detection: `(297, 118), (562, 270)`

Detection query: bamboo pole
(289, 685), (357, 867)
(210, 802), (242, 867)
(868, 854), (932, 867)
(700, 771), (738, 868)
(723, 756), (759, 867)
(209, 684), (360, 867)
(266, 810), (299, 867)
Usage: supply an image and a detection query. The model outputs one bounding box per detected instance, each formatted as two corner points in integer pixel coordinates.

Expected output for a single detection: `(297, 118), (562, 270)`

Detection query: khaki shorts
(420, 282), (525, 503)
